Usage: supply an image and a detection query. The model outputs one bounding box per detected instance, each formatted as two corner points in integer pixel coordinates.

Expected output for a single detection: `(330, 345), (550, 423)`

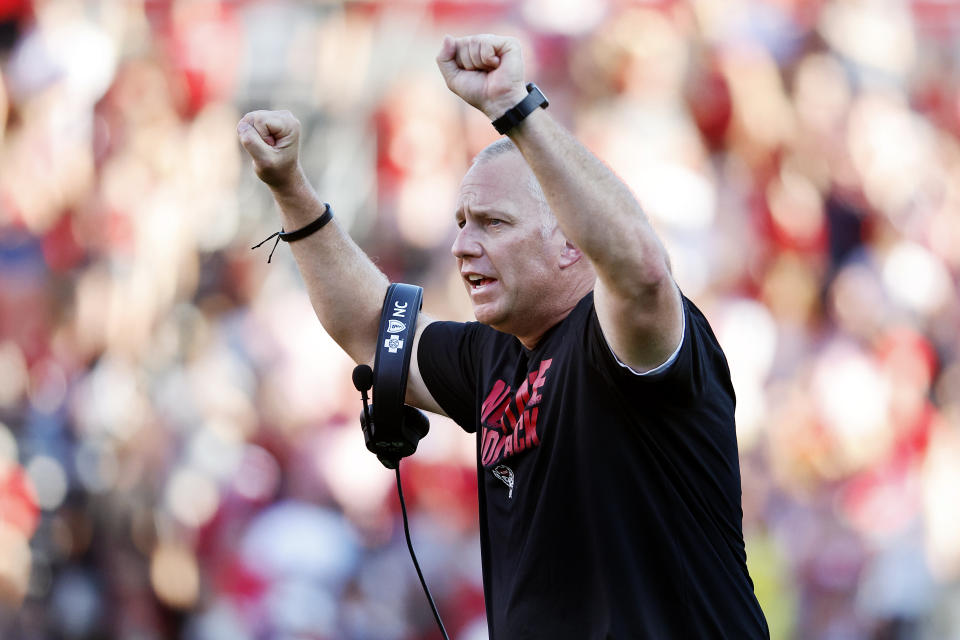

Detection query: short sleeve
(417, 321), (483, 432)
(584, 295), (736, 404)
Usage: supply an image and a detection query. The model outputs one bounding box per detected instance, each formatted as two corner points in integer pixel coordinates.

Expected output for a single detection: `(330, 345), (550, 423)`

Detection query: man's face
(452, 152), (563, 335)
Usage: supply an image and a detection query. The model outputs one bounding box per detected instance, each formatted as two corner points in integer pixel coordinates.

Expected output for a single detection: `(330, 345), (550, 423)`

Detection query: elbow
(638, 245), (672, 288)
(610, 239), (674, 303)
(632, 261), (673, 306)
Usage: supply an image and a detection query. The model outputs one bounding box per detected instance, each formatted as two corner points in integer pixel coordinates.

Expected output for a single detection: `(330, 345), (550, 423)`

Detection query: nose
(451, 224), (482, 259)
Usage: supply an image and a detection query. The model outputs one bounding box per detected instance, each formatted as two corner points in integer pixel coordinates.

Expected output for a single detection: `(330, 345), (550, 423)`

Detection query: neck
(515, 275), (595, 350)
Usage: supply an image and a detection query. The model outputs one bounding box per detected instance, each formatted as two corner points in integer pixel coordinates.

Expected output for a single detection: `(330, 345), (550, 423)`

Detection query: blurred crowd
(0, 0), (959, 638)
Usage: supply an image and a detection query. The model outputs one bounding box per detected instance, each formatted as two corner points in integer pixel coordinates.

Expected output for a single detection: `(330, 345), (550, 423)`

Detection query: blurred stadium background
(1, 0), (959, 638)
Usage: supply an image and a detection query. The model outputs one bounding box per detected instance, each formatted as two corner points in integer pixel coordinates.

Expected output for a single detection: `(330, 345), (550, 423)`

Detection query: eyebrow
(456, 207), (515, 224)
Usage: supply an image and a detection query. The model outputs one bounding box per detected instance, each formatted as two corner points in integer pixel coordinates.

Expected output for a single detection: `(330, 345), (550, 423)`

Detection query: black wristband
(491, 83), (549, 135)
(279, 202), (333, 242)
(251, 203), (334, 263)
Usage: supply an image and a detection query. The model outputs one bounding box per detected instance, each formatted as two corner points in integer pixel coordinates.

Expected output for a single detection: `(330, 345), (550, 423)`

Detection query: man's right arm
(237, 109), (444, 414)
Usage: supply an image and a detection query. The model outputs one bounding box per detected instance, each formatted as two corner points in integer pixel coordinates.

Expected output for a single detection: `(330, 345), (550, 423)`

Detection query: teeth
(467, 275), (483, 282)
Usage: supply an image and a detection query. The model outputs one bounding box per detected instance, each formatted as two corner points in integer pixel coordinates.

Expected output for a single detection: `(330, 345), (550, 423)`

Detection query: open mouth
(466, 274), (497, 289)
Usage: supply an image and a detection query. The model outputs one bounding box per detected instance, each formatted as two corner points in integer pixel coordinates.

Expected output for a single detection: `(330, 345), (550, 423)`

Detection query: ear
(558, 240), (584, 269)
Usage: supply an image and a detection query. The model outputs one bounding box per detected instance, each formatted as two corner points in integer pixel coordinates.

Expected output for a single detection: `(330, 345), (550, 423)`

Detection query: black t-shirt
(418, 291), (769, 639)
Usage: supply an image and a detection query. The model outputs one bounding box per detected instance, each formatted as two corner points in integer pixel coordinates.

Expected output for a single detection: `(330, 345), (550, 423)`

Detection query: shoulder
(584, 292), (733, 401)
(421, 319), (508, 353)
(419, 319), (519, 378)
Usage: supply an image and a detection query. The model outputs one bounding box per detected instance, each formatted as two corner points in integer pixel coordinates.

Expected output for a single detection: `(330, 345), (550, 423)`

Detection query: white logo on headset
(384, 335), (404, 353)
(387, 319), (406, 334)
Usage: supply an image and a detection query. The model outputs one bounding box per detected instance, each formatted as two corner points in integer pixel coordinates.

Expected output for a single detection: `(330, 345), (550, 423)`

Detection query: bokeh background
(1, 0), (959, 638)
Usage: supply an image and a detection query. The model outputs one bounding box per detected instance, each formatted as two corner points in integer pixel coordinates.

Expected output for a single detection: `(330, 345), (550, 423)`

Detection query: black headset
(352, 283), (430, 469)
(350, 283), (449, 639)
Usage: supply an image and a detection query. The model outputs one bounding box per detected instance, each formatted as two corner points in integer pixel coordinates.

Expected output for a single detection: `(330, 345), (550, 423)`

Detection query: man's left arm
(437, 34), (682, 371)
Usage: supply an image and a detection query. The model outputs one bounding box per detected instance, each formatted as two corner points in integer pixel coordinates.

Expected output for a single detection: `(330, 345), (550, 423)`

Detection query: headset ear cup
(402, 405), (430, 441)
(360, 403), (390, 465)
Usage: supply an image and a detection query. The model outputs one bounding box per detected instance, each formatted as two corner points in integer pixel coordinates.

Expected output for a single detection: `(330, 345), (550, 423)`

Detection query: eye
(456, 218), (465, 229)
(487, 218), (503, 227)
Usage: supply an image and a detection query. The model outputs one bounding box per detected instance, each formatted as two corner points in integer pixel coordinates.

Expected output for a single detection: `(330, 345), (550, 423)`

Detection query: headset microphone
(352, 364), (373, 424)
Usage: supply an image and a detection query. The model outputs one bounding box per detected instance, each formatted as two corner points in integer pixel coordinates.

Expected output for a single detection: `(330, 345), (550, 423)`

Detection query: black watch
(491, 83), (549, 135)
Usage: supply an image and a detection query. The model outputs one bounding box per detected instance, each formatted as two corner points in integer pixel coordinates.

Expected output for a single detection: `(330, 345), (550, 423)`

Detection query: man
(238, 33), (768, 639)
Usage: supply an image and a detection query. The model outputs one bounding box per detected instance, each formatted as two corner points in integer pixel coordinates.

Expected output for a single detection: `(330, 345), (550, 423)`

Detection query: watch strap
(491, 83), (549, 135)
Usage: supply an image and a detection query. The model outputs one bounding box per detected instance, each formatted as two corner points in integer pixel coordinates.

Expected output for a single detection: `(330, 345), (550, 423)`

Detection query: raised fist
(436, 34), (528, 121)
(237, 110), (302, 189)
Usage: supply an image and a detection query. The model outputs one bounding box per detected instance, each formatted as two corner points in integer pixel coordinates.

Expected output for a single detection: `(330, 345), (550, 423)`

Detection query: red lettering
(515, 378), (531, 414)
(479, 358), (551, 467)
(491, 433), (508, 462)
(529, 359), (552, 406)
(524, 407), (540, 448)
(481, 380), (511, 424)
(513, 411), (525, 451)
(481, 429), (499, 466)
(503, 404), (518, 432)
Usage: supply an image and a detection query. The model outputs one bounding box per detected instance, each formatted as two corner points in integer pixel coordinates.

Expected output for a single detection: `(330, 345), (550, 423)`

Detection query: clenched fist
(436, 34), (528, 121)
(237, 110), (302, 189)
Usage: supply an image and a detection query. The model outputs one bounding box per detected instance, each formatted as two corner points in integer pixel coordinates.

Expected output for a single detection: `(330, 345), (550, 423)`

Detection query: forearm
(506, 109), (671, 296)
(270, 168), (388, 365)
